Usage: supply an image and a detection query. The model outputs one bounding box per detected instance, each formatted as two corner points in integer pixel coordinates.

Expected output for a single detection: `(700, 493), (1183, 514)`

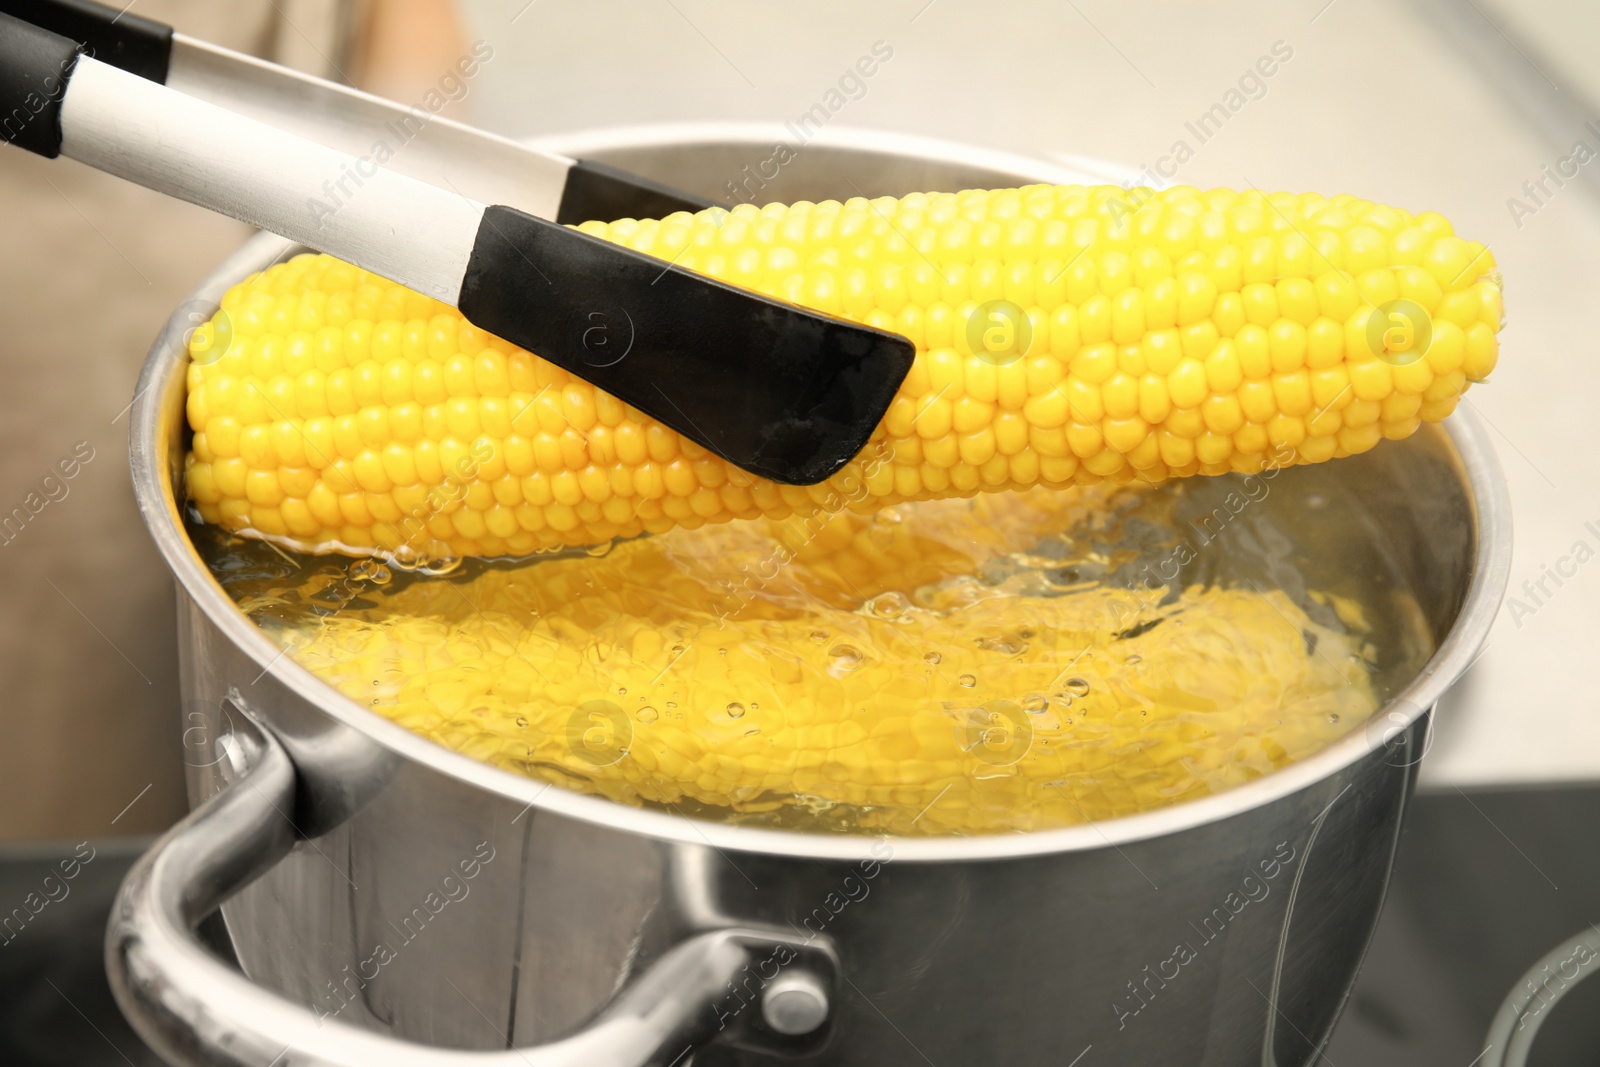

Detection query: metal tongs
(1, 0), (717, 221)
(0, 3), (913, 485)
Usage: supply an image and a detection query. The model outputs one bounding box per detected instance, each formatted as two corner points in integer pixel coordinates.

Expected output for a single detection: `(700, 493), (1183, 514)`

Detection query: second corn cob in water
(185, 183), (1501, 562)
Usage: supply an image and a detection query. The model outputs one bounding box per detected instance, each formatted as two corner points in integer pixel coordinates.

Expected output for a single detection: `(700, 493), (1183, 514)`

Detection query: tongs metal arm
(0, 0), (719, 222)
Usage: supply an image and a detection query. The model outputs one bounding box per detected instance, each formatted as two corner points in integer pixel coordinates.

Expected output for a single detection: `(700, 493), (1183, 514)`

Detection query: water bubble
(670, 644), (686, 656)
(744, 727), (761, 737)
(1125, 654), (1143, 666)
(958, 674), (977, 689)
(638, 706), (659, 723)
(618, 687), (627, 696)
(515, 716), (528, 728)
(1022, 693), (1050, 714)
(1065, 677), (1091, 697)
(1328, 713), (1340, 724)
(726, 702), (746, 719)
(750, 702), (759, 711)
(718, 648), (727, 657)
(1053, 692), (1074, 707)
(924, 651), (943, 666)
(962, 700), (1032, 766)
(869, 592), (910, 619)
(585, 542), (614, 557)
(350, 559), (392, 585)
(977, 634), (1029, 656)
(666, 701), (678, 709)
(828, 645), (865, 677)
(810, 630), (829, 643)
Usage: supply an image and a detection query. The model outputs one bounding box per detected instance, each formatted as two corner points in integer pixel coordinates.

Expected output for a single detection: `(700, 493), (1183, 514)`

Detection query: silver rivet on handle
(761, 972), (831, 1036)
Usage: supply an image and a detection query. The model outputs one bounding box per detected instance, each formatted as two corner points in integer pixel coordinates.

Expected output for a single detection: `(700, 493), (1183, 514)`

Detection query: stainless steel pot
(110, 125), (1513, 1067)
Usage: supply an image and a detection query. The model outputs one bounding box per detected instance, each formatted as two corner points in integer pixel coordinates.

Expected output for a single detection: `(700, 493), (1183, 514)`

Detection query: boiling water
(192, 468), (1434, 836)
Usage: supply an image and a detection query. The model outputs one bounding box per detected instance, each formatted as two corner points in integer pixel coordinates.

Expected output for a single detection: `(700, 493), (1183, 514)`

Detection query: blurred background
(0, 0), (1596, 1063)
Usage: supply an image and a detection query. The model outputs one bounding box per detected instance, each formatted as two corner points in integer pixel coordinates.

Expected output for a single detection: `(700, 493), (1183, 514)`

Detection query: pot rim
(132, 123), (1513, 863)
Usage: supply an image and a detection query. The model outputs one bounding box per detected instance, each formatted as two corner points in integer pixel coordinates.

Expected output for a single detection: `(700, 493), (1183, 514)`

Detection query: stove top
(1327, 784), (1600, 1066)
(3, 785), (1596, 1066)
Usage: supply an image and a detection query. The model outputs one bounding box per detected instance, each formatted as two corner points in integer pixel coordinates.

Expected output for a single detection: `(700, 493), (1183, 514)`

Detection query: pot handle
(1479, 927), (1600, 1067)
(106, 710), (837, 1067)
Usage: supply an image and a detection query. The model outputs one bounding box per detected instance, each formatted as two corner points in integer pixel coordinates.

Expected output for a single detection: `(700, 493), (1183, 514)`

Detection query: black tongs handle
(0, 0), (170, 80)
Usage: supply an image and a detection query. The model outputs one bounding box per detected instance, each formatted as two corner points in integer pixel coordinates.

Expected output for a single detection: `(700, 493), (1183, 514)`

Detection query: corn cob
(246, 487), (1379, 834)
(184, 184), (1502, 562)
